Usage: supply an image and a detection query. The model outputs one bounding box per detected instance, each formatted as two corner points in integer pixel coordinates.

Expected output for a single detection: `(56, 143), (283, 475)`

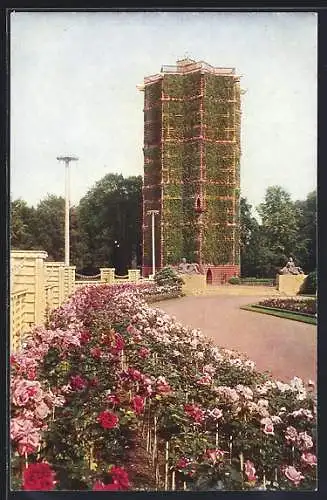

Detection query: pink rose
(203, 364), (216, 376)
(284, 465), (305, 486)
(34, 401), (51, 420)
(206, 448), (225, 463)
(127, 368), (142, 381)
(131, 395), (145, 415)
(138, 347), (150, 358)
(90, 347), (102, 358)
(285, 426), (298, 443)
(301, 452), (317, 466)
(207, 408), (223, 420)
(297, 431), (314, 451)
(12, 380), (44, 407)
(291, 408), (314, 420)
(263, 422), (274, 435)
(260, 417), (274, 435)
(197, 375), (212, 386)
(244, 460), (257, 482)
(11, 417), (42, 455)
(176, 457), (191, 470)
(156, 376), (172, 395)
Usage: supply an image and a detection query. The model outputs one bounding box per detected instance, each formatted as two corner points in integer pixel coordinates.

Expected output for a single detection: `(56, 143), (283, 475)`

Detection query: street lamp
(147, 210), (159, 277)
(56, 155), (79, 266)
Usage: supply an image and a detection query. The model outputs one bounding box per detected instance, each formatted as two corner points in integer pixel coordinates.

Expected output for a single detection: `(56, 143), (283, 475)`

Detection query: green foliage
(11, 195), (83, 265)
(299, 270), (317, 295)
(257, 186), (299, 261)
(293, 191), (317, 272)
(228, 277), (240, 284)
(154, 266), (184, 288)
(241, 187), (316, 278)
(77, 174), (142, 273)
(11, 199), (37, 249)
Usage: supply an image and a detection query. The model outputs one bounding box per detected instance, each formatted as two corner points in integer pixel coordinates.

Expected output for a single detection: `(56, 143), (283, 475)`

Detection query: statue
(131, 252), (137, 270)
(279, 256), (304, 275)
(177, 257), (201, 274)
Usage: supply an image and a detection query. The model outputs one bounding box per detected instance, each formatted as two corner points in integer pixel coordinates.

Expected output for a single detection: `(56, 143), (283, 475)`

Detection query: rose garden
(10, 269), (317, 491)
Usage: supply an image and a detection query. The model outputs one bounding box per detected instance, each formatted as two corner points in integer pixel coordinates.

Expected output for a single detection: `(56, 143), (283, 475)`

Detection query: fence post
(100, 268), (116, 284)
(64, 266), (76, 299)
(11, 250), (48, 328)
(45, 262), (66, 309)
(128, 269), (141, 282)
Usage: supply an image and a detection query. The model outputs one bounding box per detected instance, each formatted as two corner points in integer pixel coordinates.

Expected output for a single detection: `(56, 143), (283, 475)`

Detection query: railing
(160, 61), (236, 76)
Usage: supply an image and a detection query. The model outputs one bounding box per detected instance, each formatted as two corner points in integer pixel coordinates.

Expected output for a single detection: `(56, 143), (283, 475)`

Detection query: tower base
(142, 264), (239, 284)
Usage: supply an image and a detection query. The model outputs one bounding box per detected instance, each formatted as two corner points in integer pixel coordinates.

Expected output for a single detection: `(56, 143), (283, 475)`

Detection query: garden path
(152, 294), (316, 384)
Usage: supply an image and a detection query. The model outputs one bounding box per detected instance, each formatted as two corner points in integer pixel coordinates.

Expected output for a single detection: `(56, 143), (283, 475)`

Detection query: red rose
(80, 331), (91, 345)
(93, 481), (120, 491)
(138, 347), (150, 358)
(90, 347), (102, 358)
(127, 367), (142, 381)
(23, 462), (56, 491)
(98, 410), (119, 429)
(70, 375), (87, 391)
(176, 457), (190, 470)
(131, 395), (145, 415)
(107, 394), (120, 405)
(110, 466), (130, 490)
(184, 404), (205, 423)
(89, 377), (99, 387)
(110, 334), (125, 354)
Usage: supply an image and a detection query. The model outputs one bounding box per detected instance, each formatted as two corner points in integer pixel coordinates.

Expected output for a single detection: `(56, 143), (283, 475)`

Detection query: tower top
(176, 57), (196, 67)
(143, 59), (238, 85)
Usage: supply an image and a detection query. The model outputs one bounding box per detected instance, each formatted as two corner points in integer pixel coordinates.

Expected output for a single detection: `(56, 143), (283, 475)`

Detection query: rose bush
(10, 284), (317, 491)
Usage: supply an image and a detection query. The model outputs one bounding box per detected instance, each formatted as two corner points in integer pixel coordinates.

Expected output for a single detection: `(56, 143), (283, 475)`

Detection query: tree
(294, 190), (317, 272)
(31, 195), (65, 261)
(77, 174), (142, 274)
(240, 197), (273, 277)
(257, 186), (299, 273)
(11, 199), (37, 249)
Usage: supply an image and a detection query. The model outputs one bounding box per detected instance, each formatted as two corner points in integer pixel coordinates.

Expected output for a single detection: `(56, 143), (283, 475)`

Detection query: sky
(10, 11), (317, 213)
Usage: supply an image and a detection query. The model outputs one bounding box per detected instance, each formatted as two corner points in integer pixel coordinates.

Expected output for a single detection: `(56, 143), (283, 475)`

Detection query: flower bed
(10, 284), (317, 491)
(257, 298), (316, 317)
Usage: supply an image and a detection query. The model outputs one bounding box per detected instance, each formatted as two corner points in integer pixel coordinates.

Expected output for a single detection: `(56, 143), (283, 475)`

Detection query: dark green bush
(228, 277), (240, 285)
(300, 270), (317, 295)
(154, 266), (184, 288)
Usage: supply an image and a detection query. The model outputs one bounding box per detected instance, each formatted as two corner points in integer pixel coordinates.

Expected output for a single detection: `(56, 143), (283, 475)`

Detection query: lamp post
(56, 155), (79, 266)
(147, 210), (159, 277)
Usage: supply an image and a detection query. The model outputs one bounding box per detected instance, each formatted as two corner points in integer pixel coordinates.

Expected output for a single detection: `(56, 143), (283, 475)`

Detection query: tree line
(11, 174), (316, 277)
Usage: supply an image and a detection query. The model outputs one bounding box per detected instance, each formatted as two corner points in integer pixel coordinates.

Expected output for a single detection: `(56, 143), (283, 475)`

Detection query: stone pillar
(100, 268), (116, 284)
(277, 274), (308, 296)
(128, 269), (141, 282)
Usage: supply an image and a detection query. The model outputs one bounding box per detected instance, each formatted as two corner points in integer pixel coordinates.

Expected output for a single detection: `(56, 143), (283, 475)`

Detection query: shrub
(154, 267), (184, 289)
(300, 271), (317, 295)
(228, 277), (240, 285)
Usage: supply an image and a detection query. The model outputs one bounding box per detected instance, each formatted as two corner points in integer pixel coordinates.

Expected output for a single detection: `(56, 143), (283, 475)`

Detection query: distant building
(140, 58), (242, 284)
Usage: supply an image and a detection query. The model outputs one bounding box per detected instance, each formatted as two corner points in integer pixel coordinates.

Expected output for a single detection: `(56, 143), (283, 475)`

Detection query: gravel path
(152, 295), (316, 384)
